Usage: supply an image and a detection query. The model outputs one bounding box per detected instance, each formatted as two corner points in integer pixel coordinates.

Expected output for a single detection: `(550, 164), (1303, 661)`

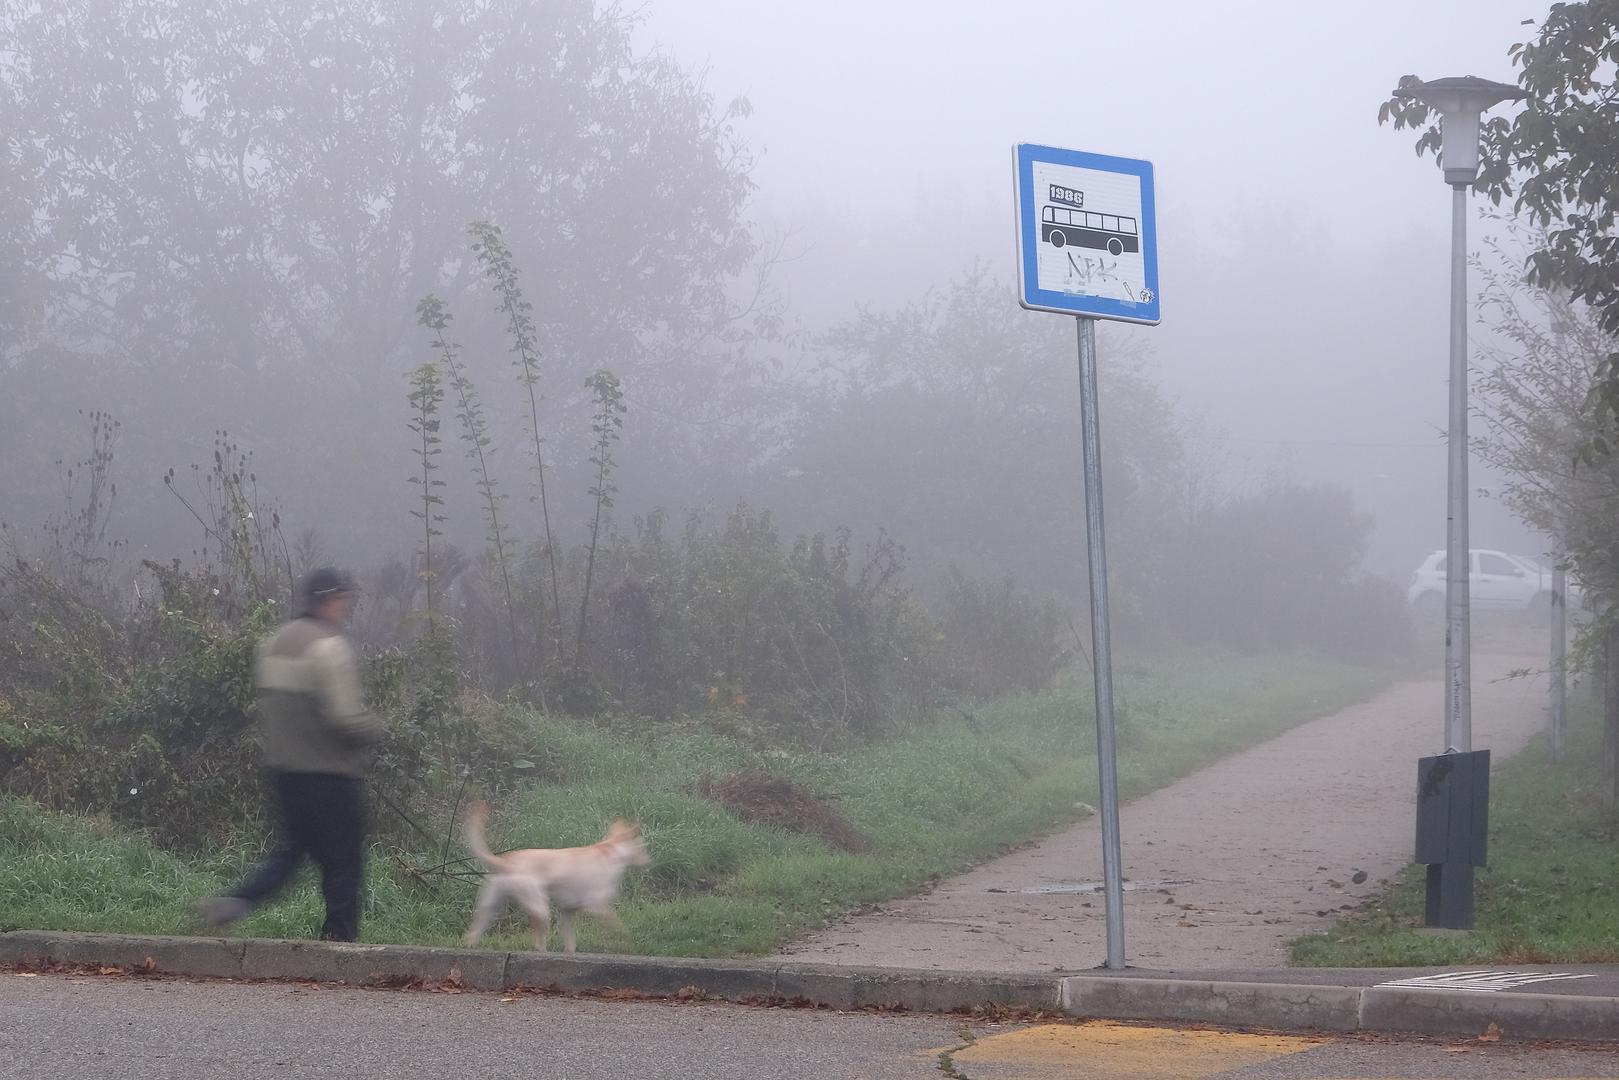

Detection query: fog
(0, 0), (1556, 652)
(634, 0), (1548, 576)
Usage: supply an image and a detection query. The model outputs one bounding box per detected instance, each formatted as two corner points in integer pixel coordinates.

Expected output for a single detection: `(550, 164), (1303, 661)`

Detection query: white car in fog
(1406, 549), (1580, 616)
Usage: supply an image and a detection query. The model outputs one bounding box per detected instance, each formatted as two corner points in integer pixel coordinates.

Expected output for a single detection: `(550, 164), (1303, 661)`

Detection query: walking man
(200, 568), (383, 941)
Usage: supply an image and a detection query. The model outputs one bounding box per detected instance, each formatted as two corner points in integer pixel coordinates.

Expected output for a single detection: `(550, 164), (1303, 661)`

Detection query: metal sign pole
(1075, 315), (1126, 970)
(1014, 143), (1155, 969)
(1551, 559), (1567, 762)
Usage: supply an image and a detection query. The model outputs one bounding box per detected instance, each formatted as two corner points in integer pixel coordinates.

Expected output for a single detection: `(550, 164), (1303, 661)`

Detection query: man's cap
(299, 567), (357, 602)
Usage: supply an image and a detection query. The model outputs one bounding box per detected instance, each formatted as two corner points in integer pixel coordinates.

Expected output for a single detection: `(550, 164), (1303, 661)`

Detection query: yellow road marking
(937, 1021), (1321, 1079)
(930, 1024), (1615, 1080)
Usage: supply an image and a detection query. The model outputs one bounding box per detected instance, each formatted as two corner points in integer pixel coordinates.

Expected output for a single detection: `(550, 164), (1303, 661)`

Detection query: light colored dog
(461, 801), (650, 952)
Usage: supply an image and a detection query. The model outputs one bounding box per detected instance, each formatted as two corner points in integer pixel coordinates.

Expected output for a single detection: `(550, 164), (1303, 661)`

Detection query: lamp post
(1396, 76), (1526, 756)
(1395, 76), (1525, 931)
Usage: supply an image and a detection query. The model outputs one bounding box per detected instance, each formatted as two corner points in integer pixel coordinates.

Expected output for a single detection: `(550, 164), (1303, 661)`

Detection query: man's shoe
(196, 896), (249, 930)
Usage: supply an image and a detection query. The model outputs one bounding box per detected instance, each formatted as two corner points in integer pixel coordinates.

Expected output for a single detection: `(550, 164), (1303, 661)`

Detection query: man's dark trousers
(230, 771), (366, 941)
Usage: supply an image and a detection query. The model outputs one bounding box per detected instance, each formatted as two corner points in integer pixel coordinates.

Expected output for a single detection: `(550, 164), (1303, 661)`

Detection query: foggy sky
(634, 0), (1552, 576)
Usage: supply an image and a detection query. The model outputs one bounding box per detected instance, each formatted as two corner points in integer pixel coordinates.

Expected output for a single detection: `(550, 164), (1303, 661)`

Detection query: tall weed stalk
(161, 432), (290, 610)
(406, 363), (448, 621)
(418, 295), (527, 694)
(468, 220), (563, 657)
(577, 369), (626, 665)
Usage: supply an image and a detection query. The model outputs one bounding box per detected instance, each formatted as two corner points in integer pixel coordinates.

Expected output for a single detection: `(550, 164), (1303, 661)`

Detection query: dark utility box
(1415, 749), (1490, 868)
(1415, 748), (1490, 929)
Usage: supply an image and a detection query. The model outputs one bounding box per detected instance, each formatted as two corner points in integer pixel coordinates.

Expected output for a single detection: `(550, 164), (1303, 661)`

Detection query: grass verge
(3, 650), (1399, 957)
(1292, 693), (1619, 966)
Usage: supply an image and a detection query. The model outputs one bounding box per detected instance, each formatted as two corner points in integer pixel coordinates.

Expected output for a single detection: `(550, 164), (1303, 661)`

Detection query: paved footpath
(5, 973), (1618, 1079)
(780, 653), (1548, 971)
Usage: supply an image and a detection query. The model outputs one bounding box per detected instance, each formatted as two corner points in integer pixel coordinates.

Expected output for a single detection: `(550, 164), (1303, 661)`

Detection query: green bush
(565, 505), (937, 745)
(1, 499), (1096, 853)
(0, 555), (276, 849)
(934, 566), (1068, 698)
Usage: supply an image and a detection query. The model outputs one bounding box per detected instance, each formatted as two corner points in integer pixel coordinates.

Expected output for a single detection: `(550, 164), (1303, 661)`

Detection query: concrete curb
(1061, 976), (1364, 1033)
(1359, 984), (1619, 1042)
(5, 931), (1617, 1043)
(1059, 974), (1619, 1043)
(240, 938), (509, 990)
(1, 930), (247, 980)
(0, 930), (1057, 1014)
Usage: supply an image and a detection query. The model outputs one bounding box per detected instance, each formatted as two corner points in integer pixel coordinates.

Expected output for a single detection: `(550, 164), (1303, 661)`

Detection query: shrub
(562, 505), (938, 745)
(2, 493), (1082, 851)
(0, 558), (274, 849)
(934, 566), (1068, 699)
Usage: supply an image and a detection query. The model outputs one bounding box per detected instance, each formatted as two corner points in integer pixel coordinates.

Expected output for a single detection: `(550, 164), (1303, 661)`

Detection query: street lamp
(1395, 76), (1526, 756)
(1393, 76), (1525, 931)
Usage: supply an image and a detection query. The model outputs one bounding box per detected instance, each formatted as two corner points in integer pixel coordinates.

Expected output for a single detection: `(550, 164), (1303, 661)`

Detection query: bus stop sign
(1013, 143), (1160, 324)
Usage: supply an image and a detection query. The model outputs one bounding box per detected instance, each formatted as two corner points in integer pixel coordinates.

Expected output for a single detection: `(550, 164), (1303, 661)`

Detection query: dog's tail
(463, 800), (511, 873)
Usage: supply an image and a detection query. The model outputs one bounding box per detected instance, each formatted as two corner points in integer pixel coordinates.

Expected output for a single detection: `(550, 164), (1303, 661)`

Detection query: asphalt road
(6, 974), (1619, 1079)
(2, 973), (958, 1080)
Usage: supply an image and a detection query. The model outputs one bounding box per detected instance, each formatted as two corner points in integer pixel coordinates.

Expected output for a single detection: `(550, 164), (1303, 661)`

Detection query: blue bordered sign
(1014, 143), (1160, 324)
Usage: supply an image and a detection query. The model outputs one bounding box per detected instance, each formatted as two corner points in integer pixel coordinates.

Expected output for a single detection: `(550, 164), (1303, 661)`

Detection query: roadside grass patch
(4, 651), (1397, 956)
(1292, 693), (1619, 966)
(0, 799), (213, 935)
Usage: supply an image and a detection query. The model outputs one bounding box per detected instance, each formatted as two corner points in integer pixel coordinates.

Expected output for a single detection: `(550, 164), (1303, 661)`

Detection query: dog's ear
(611, 819), (641, 838)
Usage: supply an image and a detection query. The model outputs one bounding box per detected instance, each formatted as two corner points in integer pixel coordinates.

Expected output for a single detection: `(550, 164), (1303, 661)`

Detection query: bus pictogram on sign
(1040, 205), (1140, 256)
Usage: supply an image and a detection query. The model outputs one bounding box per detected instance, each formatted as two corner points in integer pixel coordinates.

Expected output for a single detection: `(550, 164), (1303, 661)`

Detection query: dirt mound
(695, 771), (866, 852)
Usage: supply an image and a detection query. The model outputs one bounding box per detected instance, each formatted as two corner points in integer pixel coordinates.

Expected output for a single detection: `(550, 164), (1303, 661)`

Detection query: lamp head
(1396, 76), (1527, 185)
